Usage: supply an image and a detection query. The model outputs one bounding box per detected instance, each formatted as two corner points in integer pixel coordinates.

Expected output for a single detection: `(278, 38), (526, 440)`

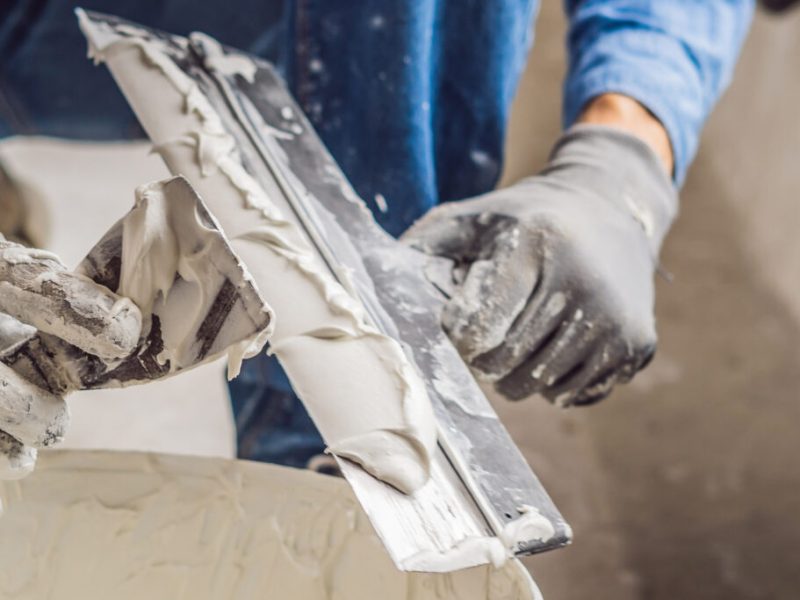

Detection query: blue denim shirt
(1, 0), (753, 232)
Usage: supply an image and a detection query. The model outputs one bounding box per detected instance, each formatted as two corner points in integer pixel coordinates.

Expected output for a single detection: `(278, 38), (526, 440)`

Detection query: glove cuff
(547, 124), (678, 256)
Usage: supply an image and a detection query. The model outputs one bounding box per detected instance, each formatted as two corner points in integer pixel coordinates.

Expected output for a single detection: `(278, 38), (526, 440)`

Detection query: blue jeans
(228, 354), (325, 467)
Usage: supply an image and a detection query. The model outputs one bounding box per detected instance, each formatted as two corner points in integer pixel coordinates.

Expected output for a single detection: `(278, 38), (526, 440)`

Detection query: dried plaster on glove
(0, 450), (541, 600)
(0, 313), (34, 352)
(0, 360), (67, 449)
(78, 13), (438, 494)
(0, 244), (141, 362)
(0, 432), (35, 482)
(116, 179), (272, 378)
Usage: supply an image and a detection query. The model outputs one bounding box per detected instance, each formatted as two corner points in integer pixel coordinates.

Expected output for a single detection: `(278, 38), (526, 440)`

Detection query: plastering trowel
(0, 175), (272, 393)
(75, 11), (572, 573)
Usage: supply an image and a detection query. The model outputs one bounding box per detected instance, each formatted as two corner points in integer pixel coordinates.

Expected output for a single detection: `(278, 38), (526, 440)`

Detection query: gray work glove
(403, 124), (677, 406)
(0, 239), (142, 479)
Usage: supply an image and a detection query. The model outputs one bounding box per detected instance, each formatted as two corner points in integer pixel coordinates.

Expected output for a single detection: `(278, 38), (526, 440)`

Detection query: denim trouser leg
(228, 352), (325, 468)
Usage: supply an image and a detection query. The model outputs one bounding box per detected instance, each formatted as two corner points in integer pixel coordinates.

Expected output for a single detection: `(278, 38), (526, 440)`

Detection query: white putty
(500, 505), (556, 551)
(308, 58), (324, 73)
(401, 535), (509, 572)
(116, 178), (272, 379)
(280, 105), (295, 120)
(0, 450), (542, 599)
(401, 505), (554, 575)
(623, 192), (656, 239)
(79, 14), (437, 494)
(374, 193), (389, 213)
(0, 434), (35, 481)
(543, 291), (566, 318)
(189, 32), (257, 83)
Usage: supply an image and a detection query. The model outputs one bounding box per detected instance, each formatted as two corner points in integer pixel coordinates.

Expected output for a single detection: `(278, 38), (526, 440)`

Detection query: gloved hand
(0, 238), (142, 479)
(403, 124), (677, 406)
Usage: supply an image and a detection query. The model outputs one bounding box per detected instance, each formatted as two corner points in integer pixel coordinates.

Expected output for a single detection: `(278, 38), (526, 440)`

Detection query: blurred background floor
(498, 3), (800, 599)
(0, 2), (798, 599)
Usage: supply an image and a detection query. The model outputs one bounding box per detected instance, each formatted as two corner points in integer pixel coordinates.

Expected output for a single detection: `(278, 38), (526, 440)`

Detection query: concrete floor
(0, 3), (799, 598)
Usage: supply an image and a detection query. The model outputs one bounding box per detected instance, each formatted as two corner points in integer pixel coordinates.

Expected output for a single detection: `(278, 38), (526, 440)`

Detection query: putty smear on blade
(401, 505), (556, 572)
(114, 178), (273, 379)
(78, 12), (438, 494)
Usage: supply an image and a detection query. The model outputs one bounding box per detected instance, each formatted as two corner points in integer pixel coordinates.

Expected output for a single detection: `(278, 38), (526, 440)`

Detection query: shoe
(0, 162), (50, 248)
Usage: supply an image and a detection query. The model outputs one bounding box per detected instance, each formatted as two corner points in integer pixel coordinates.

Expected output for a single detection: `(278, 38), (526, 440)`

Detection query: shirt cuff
(564, 64), (699, 187)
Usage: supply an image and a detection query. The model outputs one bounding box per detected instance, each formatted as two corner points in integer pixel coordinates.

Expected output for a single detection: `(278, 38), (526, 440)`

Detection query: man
(0, 1), (755, 474)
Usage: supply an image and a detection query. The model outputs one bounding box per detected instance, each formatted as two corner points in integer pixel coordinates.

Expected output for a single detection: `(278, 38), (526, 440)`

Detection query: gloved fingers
(402, 208), (482, 259)
(492, 322), (598, 401)
(523, 312), (599, 388)
(566, 369), (619, 407)
(471, 269), (568, 382)
(0, 312), (36, 352)
(0, 362), (69, 448)
(0, 430), (37, 480)
(0, 242), (142, 361)
(422, 255), (459, 299)
(442, 228), (540, 362)
(545, 338), (638, 407)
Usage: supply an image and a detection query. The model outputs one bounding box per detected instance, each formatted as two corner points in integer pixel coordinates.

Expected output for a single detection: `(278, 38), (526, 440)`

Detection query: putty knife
(0, 175), (271, 393)
(76, 11), (571, 572)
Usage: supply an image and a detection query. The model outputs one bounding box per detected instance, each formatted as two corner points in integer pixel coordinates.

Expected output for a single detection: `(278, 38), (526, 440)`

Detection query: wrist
(577, 93), (674, 178)
(545, 123), (678, 257)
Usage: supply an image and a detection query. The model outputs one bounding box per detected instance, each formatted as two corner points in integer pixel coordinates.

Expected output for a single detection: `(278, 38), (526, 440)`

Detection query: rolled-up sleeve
(563, 0), (754, 185)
